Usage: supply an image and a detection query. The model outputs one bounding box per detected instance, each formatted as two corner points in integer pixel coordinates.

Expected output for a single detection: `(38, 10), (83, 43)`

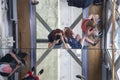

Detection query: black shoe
(98, 31), (103, 38)
(92, 43), (97, 46)
(39, 69), (44, 75)
(76, 75), (85, 79)
(32, 1), (39, 5)
(92, 40), (99, 46)
(93, 0), (102, 5)
(83, 45), (89, 49)
(32, 66), (35, 72)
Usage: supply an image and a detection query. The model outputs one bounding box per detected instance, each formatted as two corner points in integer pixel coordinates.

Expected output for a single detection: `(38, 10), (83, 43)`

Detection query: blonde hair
(86, 20), (95, 28)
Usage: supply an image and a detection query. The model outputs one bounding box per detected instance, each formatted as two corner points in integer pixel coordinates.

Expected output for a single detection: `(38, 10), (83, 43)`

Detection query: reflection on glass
(36, 49), (82, 80)
(117, 68), (120, 79)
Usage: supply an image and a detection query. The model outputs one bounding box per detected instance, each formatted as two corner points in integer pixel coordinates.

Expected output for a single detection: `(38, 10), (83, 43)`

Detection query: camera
(54, 35), (61, 40)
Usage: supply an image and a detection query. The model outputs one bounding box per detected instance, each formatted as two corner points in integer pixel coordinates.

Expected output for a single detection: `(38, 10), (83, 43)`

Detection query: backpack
(67, 0), (93, 9)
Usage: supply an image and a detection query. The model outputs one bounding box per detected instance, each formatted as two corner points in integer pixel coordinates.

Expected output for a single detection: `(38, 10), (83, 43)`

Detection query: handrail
(111, 0), (116, 80)
(108, 0), (120, 26)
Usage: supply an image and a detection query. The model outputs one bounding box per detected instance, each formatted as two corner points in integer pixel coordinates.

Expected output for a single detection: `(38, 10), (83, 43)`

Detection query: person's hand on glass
(58, 33), (64, 41)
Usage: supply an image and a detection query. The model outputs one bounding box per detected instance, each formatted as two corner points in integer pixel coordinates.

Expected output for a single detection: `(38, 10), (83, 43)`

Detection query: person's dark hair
(21, 59), (26, 65)
(51, 29), (63, 39)
(32, 66), (35, 72)
(64, 28), (73, 39)
(17, 52), (28, 59)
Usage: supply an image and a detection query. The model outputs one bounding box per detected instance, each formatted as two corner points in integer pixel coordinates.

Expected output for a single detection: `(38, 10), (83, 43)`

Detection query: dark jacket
(67, 0), (93, 9)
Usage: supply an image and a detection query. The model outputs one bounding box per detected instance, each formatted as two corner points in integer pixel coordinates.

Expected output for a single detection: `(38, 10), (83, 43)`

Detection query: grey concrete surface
(36, 49), (58, 80)
(60, 0), (82, 35)
(36, 0), (58, 39)
(0, 75), (7, 80)
(59, 49), (82, 80)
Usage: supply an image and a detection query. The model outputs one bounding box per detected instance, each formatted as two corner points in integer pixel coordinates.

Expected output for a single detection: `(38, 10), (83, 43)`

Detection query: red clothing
(28, 71), (33, 77)
(28, 71), (39, 80)
(35, 76), (39, 80)
(81, 19), (90, 34)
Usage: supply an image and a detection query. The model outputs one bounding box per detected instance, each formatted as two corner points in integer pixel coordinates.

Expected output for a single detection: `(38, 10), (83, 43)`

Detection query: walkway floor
(0, 75), (7, 80)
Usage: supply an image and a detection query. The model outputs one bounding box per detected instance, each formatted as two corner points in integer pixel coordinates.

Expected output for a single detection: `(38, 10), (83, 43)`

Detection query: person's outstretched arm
(60, 34), (68, 48)
(10, 52), (21, 64)
(8, 64), (20, 77)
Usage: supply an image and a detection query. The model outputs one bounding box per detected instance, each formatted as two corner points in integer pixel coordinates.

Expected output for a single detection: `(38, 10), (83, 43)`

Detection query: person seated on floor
(0, 51), (28, 77)
(48, 29), (68, 48)
(22, 66), (44, 80)
(81, 14), (103, 39)
(64, 27), (99, 49)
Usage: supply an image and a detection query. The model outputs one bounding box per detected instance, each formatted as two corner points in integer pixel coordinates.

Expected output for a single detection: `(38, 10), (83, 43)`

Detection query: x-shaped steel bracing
(36, 12), (83, 67)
